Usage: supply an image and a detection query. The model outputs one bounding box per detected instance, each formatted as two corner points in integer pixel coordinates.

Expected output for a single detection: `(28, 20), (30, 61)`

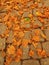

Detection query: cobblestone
(31, 29), (45, 42)
(21, 46), (30, 59)
(41, 58), (49, 65)
(7, 30), (14, 43)
(30, 42), (42, 59)
(23, 60), (40, 65)
(0, 38), (5, 50)
(0, 23), (7, 35)
(10, 61), (21, 65)
(0, 0), (49, 65)
(0, 51), (4, 65)
(42, 42), (49, 55)
(44, 29), (49, 41)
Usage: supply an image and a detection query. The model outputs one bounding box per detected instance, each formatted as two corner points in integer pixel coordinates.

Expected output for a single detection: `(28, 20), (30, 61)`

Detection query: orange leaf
(16, 48), (22, 56)
(41, 50), (47, 57)
(22, 39), (29, 47)
(7, 45), (15, 55)
(32, 35), (40, 42)
(29, 50), (34, 57)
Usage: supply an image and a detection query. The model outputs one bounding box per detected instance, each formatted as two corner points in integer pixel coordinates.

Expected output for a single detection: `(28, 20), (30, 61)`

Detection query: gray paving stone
(21, 46), (30, 59)
(39, 29), (46, 41)
(44, 0), (49, 6)
(31, 29), (44, 42)
(23, 12), (29, 17)
(0, 51), (4, 65)
(40, 36), (44, 42)
(38, 2), (43, 7)
(42, 41), (49, 54)
(41, 58), (49, 65)
(25, 23), (31, 28)
(30, 42), (42, 58)
(7, 30), (14, 43)
(20, 19), (31, 28)
(0, 37), (5, 50)
(33, 8), (38, 16)
(0, 23), (7, 34)
(23, 60), (40, 65)
(33, 17), (42, 27)
(10, 61), (21, 65)
(0, 13), (6, 20)
(27, 1), (33, 7)
(24, 31), (31, 40)
(44, 29), (49, 40)
(31, 42), (42, 50)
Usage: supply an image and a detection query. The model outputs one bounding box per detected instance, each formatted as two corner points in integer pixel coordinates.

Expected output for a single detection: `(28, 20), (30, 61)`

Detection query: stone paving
(0, 0), (49, 65)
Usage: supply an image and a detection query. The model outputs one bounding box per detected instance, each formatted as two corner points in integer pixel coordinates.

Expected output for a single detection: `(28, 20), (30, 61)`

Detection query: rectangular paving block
(31, 29), (44, 42)
(23, 60), (40, 65)
(10, 61), (21, 65)
(0, 23), (7, 35)
(44, 0), (49, 6)
(30, 42), (42, 59)
(7, 30), (14, 43)
(21, 46), (30, 59)
(33, 17), (42, 27)
(23, 12), (29, 17)
(44, 29), (49, 40)
(41, 58), (49, 65)
(42, 41), (49, 54)
(0, 51), (4, 65)
(0, 38), (5, 50)
(24, 31), (31, 40)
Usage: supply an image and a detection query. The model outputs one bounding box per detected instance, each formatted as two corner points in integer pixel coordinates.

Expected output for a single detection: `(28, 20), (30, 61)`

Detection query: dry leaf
(32, 35), (40, 41)
(22, 39), (29, 47)
(29, 50), (34, 57)
(7, 45), (15, 55)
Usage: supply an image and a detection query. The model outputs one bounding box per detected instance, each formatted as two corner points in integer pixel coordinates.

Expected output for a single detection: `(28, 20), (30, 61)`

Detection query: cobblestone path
(0, 0), (49, 65)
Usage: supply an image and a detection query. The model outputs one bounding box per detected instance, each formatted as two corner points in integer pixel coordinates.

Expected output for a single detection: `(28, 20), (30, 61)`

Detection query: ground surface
(0, 0), (49, 65)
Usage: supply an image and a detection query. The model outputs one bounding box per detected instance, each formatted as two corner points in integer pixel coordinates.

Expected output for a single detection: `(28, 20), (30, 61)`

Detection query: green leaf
(24, 17), (30, 22)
